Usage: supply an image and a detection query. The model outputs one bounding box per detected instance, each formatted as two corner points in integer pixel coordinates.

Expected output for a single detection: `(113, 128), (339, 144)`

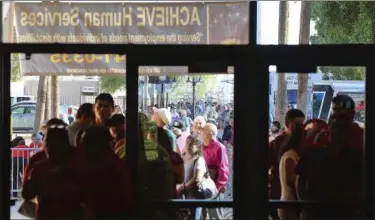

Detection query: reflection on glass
(338, 92), (365, 123)
(3, 1), (249, 45)
(138, 72), (234, 214)
(312, 92), (325, 119)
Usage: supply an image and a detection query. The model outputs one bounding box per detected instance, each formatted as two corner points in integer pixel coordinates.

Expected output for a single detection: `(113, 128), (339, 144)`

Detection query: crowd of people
(268, 94), (364, 220)
(11, 93), (234, 220)
(12, 93), (364, 219)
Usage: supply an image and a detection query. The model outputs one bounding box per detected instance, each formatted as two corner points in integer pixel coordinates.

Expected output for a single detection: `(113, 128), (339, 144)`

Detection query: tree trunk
(150, 84), (155, 106)
(275, 2), (289, 125)
(51, 76), (60, 118)
(144, 76), (149, 111)
(44, 76), (51, 121)
(297, 2), (312, 114)
(34, 76), (47, 132)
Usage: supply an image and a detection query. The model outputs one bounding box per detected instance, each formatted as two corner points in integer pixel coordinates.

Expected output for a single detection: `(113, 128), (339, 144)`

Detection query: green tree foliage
(311, 2), (374, 80)
(11, 53), (21, 82)
(170, 75), (217, 101)
(99, 74), (216, 100)
(99, 76), (126, 93)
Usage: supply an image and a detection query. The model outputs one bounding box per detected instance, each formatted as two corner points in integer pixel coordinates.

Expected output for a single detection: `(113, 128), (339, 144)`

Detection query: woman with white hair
(192, 116), (206, 136)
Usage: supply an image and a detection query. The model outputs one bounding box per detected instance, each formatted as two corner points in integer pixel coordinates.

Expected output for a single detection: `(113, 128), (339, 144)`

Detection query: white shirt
(279, 149), (300, 201)
(184, 156), (206, 183)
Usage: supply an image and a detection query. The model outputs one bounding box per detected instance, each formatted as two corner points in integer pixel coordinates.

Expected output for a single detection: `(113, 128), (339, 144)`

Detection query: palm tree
(34, 76), (47, 132)
(51, 76), (60, 118)
(44, 76), (51, 121)
(275, 1), (289, 125)
(297, 2), (312, 113)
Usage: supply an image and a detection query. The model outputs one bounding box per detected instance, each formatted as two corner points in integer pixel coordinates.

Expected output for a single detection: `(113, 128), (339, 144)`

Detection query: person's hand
(177, 184), (185, 193)
(219, 187), (226, 193)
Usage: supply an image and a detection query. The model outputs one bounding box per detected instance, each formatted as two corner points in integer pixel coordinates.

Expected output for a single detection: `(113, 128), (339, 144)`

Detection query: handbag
(193, 158), (218, 199)
(18, 200), (36, 218)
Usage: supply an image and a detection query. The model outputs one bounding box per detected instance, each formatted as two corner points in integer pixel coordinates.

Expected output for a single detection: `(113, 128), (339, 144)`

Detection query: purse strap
(193, 156), (211, 179)
(182, 182), (188, 199)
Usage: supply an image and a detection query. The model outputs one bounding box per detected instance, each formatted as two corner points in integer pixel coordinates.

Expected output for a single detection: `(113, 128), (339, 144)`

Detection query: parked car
(11, 101), (70, 131)
(11, 96), (35, 105)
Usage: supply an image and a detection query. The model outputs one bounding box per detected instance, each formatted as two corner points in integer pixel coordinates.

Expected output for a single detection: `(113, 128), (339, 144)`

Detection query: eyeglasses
(49, 124), (66, 129)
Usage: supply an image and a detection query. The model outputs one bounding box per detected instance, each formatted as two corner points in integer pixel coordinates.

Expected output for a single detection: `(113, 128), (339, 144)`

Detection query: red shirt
(84, 152), (133, 219)
(23, 151), (47, 184)
(202, 139), (229, 191)
(348, 123), (364, 149)
(11, 145), (32, 159)
(30, 142), (43, 149)
(22, 150), (86, 220)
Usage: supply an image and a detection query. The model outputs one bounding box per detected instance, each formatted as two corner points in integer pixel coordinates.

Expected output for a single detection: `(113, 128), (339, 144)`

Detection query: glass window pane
(3, 1), (249, 45)
(268, 66), (366, 219)
(257, 1), (373, 45)
(138, 67), (234, 219)
(312, 92), (325, 119)
(10, 53), (126, 219)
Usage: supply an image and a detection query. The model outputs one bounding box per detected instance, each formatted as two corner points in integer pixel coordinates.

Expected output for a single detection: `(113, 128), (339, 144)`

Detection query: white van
(11, 96), (35, 105)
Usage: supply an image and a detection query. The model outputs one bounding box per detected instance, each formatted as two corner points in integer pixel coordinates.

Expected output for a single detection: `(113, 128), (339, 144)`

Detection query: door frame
(0, 2), (373, 219)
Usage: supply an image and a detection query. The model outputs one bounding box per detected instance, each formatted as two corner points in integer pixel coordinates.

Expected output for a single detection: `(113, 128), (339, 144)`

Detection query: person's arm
(216, 146), (229, 192)
(22, 168), (39, 201)
(195, 157), (206, 183)
(285, 158), (297, 189)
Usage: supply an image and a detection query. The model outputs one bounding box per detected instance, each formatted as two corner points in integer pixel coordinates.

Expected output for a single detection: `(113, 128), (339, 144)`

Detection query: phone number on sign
(49, 54), (126, 64)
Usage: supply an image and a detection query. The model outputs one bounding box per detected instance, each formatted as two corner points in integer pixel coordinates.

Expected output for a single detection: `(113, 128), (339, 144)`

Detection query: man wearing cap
(107, 114), (126, 159)
(171, 119), (189, 155)
(151, 108), (176, 152)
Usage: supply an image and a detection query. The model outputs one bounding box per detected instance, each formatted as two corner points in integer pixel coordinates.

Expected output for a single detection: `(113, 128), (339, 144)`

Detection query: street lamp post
(187, 76), (202, 118)
(152, 76), (176, 108)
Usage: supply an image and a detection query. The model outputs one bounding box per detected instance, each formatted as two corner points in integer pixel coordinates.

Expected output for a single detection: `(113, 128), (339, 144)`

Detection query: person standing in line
(94, 93), (115, 126)
(269, 121), (281, 142)
(192, 116), (206, 136)
(151, 107), (176, 152)
(200, 123), (229, 220)
(66, 103), (95, 147)
(106, 114), (126, 160)
(171, 119), (190, 156)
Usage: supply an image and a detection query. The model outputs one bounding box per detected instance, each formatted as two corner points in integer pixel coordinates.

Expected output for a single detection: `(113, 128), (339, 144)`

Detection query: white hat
(154, 108), (172, 125)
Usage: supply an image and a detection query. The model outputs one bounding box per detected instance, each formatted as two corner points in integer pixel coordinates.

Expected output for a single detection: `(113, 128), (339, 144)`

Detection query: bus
(269, 72), (323, 120)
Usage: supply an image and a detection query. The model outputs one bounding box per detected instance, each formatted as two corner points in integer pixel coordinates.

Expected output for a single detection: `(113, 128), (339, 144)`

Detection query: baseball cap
(153, 107), (172, 125)
(172, 119), (185, 130)
(106, 114), (126, 127)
